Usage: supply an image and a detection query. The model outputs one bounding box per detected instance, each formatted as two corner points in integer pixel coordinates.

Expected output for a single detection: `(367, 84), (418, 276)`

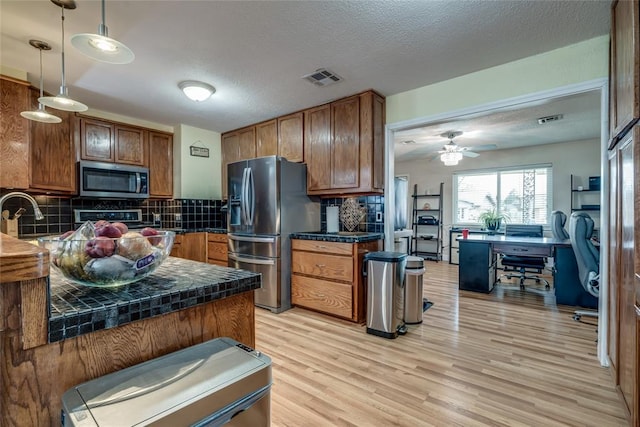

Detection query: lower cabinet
(170, 232), (207, 262)
(290, 238), (381, 323)
(207, 233), (228, 267)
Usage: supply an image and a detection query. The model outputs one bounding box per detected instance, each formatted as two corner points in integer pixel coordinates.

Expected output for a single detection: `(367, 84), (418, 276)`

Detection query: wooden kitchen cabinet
(148, 131), (173, 198)
(221, 126), (256, 200)
(28, 87), (76, 194)
(609, 0), (639, 146)
(291, 238), (382, 322)
(1, 76), (30, 189)
(256, 119), (277, 158)
(278, 112), (304, 162)
(0, 76), (75, 194)
(79, 116), (147, 166)
(608, 125), (639, 426)
(170, 232), (207, 262)
(207, 233), (228, 267)
(305, 90), (385, 196)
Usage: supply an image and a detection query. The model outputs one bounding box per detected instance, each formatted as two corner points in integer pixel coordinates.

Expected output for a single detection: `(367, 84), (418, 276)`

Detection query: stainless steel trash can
(364, 251), (408, 339)
(61, 337), (272, 426)
(404, 256), (426, 324)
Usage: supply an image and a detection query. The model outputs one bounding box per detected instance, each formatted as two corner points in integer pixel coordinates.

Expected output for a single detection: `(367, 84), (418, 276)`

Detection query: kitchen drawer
(292, 251), (353, 281)
(207, 240), (228, 263)
(291, 239), (352, 256)
(207, 233), (228, 243)
(291, 274), (352, 319)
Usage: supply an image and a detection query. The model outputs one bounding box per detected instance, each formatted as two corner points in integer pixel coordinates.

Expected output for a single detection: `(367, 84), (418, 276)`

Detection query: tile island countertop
(0, 232), (260, 426)
(48, 257), (260, 342)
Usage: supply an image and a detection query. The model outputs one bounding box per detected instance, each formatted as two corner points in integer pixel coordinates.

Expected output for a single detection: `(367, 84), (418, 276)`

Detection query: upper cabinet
(278, 112), (304, 162)
(79, 116), (146, 166)
(28, 87), (76, 193)
(0, 76), (75, 194)
(1, 76), (30, 189)
(305, 91), (385, 196)
(609, 0), (639, 145)
(219, 89), (384, 199)
(256, 119), (277, 158)
(148, 131), (173, 198)
(221, 126), (256, 200)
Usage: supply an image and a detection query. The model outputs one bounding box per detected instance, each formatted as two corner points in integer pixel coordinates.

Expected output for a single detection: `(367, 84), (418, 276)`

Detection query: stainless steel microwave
(78, 160), (149, 199)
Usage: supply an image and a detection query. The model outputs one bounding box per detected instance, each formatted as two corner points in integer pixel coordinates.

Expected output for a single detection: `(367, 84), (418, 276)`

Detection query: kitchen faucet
(0, 192), (45, 221)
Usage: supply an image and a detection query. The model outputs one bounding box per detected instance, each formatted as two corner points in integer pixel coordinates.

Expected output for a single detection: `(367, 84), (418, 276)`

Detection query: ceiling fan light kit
(71, 0), (134, 64)
(440, 151), (463, 166)
(39, 0), (88, 112)
(20, 39), (62, 124)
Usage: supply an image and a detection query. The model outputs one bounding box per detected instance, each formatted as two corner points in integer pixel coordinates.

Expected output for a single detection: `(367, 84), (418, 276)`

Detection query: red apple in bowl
(140, 227), (161, 246)
(85, 237), (116, 258)
(95, 224), (123, 239)
(112, 222), (129, 234)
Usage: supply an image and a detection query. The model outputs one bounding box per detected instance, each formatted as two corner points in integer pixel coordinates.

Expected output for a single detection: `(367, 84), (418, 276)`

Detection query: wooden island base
(0, 234), (256, 426)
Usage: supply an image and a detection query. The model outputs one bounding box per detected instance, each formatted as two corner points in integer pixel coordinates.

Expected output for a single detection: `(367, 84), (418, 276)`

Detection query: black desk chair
(569, 212), (599, 321)
(497, 224), (550, 290)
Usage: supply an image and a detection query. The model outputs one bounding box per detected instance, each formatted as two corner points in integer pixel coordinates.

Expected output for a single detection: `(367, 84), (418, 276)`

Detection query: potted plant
(478, 209), (508, 233)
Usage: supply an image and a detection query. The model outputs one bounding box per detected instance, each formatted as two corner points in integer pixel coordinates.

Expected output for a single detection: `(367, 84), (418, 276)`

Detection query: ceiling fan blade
(462, 151), (480, 158)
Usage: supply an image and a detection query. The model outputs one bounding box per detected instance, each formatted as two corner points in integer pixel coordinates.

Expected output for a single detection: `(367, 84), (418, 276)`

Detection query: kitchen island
(0, 233), (260, 426)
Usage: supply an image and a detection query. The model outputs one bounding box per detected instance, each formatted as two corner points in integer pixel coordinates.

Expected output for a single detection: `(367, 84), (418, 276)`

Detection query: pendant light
(71, 0), (134, 64)
(20, 40), (62, 124)
(39, 0), (88, 112)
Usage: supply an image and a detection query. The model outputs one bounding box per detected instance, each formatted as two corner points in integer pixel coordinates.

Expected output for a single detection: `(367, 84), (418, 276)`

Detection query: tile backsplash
(0, 192), (227, 237)
(320, 195), (384, 233)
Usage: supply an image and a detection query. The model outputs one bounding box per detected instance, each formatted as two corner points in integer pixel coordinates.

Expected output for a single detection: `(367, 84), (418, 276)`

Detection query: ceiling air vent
(537, 114), (564, 124)
(302, 68), (343, 87)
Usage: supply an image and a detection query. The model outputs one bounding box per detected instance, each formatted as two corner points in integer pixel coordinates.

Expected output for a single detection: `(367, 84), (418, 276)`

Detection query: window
(453, 164), (552, 226)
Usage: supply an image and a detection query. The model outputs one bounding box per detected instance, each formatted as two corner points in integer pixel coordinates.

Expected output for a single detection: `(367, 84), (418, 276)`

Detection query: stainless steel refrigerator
(227, 156), (320, 313)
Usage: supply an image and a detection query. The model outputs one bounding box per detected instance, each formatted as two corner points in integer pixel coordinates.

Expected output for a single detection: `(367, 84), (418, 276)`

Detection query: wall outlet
(376, 212), (383, 222)
(153, 213), (161, 223)
(174, 213), (182, 221)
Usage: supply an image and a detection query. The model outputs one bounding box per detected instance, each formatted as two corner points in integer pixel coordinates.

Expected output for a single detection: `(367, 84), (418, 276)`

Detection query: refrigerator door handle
(228, 253), (276, 265)
(247, 167), (255, 226)
(229, 235), (276, 243)
(241, 167), (249, 225)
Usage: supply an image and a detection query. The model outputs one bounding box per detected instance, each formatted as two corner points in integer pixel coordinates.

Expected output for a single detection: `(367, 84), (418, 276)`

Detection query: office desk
(457, 235), (597, 308)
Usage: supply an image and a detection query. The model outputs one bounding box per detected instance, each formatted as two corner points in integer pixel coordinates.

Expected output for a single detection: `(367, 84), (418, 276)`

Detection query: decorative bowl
(38, 227), (175, 288)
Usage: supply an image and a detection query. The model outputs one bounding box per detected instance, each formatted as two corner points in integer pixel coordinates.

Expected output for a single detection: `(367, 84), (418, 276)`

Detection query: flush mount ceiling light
(39, 0), (88, 112)
(179, 81), (216, 102)
(20, 40), (62, 124)
(71, 0), (134, 64)
(440, 151), (463, 166)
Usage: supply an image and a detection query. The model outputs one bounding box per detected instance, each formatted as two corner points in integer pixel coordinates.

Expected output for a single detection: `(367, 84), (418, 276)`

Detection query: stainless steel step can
(61, 337), (272, 426)
(365, 251), (408, 339)
(404, 256), (426, 324)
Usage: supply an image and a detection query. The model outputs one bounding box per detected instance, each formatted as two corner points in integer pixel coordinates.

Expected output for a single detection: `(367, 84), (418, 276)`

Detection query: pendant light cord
(60, 6), (66, 90)
(99, 0), (108, 37)
(38, 47), (44, 99)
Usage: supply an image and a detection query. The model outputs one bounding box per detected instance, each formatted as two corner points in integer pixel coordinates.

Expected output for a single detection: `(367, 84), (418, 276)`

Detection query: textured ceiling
(393, 90), (603, 162)
(1, 1), (610, 134)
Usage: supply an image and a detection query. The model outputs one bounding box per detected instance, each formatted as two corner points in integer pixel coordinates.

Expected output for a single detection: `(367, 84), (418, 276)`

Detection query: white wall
(386, 36), (608, 124)
(173, 124), (222, 199)
(395, 138), (601, 256)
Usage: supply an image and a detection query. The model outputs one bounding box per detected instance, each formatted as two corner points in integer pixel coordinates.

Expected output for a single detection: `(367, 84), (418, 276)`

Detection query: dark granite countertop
(47, 257), (259, 343)
(290, 231), (384, 243)
(167, 227), (227, 235)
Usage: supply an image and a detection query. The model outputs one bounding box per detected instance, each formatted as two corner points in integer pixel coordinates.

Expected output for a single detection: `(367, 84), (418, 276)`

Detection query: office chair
(497, 224), (550, 290)
(569, 212), (599, 321)
(551, 210), (570, 240)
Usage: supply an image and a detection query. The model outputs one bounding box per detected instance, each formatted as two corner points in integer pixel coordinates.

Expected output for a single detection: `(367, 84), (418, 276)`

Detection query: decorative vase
(339, 198), (366, 232)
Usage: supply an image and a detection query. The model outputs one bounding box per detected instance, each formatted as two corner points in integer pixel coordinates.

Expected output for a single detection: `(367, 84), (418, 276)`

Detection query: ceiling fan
(435, 131), (497, 165)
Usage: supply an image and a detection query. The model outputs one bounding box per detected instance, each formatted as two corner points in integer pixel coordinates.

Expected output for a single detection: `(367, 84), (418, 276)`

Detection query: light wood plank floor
(255, 262), (627, 427)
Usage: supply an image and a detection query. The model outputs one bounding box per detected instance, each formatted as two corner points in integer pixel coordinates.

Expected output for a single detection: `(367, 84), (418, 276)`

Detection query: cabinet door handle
(316, 264), (326, 268)
(635, 304), (640, 316)
(315, 245), (328, 249)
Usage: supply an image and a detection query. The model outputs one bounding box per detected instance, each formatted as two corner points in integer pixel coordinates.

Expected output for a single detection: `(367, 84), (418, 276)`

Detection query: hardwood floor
(255, 262), (627, 426)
